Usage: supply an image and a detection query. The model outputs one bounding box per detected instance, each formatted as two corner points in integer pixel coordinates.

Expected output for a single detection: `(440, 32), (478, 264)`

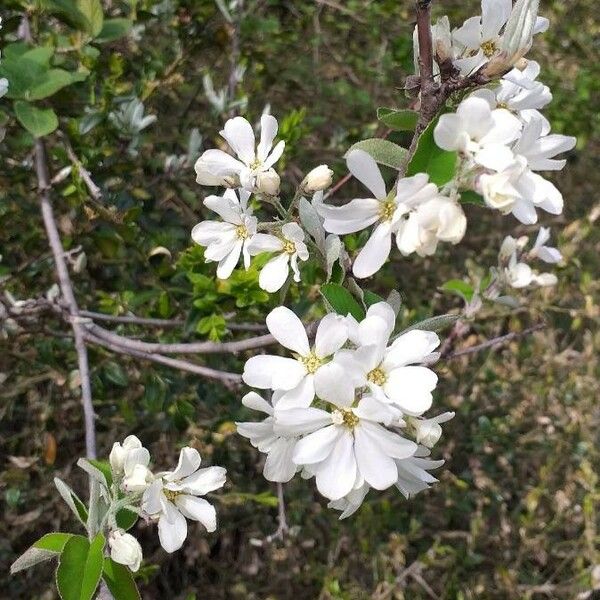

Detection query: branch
(34, 139), (97, 460)
(445, 323), (546, 360)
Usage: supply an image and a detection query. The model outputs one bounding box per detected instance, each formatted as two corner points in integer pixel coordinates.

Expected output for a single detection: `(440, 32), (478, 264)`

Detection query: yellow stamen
(301, 352), (323, 374)
(379, 199), (396, 222)
(236, 225), (249, 239)
(367, 366), (387, 386)
(481, 40), (497, 58)
(163, 489), (181, 502)
(341, 409), (359, 429)
(282, 239), (296, 255)
(250, 158), (262, 170)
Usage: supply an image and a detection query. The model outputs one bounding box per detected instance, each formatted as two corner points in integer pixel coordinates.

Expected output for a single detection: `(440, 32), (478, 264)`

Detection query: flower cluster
(417, 0), (549, 78)
(237, 303), (454, 518)
(99, 436), (226, 571)
(495, 227), (562, 290)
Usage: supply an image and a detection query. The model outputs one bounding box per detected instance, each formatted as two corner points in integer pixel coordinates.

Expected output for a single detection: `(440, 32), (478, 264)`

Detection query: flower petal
(175, 495), (217, 532)
(346, 149), (387, 199)
(315, 313), (348, 358)
(352, 221), (392, 279)
(179, 466), (226, 495)
(157, 507), (187, 553)
(353, 424), (398, 490)
(259, 253), (290, 293)
(257, 114), (278, 162)
(315, 430), (357, 500)
(243, 355), (306, 390)
(165, 447), (201, 482)
(293, 425), (340, 465)
(220, 116), (256, 164)
(266, 306), (310, 355)
(263, 438), (298, 482)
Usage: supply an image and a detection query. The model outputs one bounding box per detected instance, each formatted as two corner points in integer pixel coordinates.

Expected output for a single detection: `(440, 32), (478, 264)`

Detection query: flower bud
(256, 168), (280, 196)
(413, 419), (443, 448)
(499, 236), (517, 261)
(110, 435), (143, 475)
(533, 272), (557, 287)
(122, 464), (153, 493)
(302, 165), (334, 193)
(108, 530), (143, 572)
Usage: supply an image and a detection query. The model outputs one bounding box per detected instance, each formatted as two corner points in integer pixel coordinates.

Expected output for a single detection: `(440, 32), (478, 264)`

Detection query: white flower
(394, 447), (446, 498)
(191, 188), (257, 279)
(122, 463), (154, 493)
(411, 412), (455, 448)
(434, 97), (522, 168)
(109, 435), (149, 476)
(247, 222), (309, 292)
(236, 391), (298, 482)
(303, 165), (334, 193)
(452, 0), (547, 76)
(529, 227), (562, 263)
(532, 272), (557, 286)
(319, 150), (449, 277)
(477, 161), (525, 214)
(472, 61), (552, 127)
(0, 78), (8, 99)
(275, 391), (417, 501)
(194, 115), (285, 191)
(142, 447), (226, 553)
(506, 252), (534, 288)
(108, 530), (143, 572)
(243, 306), (348, 409)
(255, 169), (281, 196)
(328, 482), (370, 520)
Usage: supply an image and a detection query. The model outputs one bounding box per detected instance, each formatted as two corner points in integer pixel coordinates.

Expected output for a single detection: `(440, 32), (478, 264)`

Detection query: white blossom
(243, 307), (348, 409)
(122, 463), (154, 493)
(247, 222), (309, 292)
(303, 165), (334, 193)
(499, 234), (559, 289)
(194, 115), (284, 191)
(191, 188), (257, 279)
(142, 447), (226, 553)
(411, 412), (455, 448)
(109, 435), (149, 476)
(236, 391), (298, 482)
(339, 302), (440, 416)
(529, 227), (562, 263)
(394, 447), (446, 498)
(108, 530), (143, 572)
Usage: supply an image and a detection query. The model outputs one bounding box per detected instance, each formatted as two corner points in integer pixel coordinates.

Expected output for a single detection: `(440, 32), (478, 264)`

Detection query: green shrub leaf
(10, 533), (74, 574)
(377, 107), (418, 131)
(14, 101), (58, 137)
(96, 19), (132, 43)
(56, 533), (105, 600)
(320, 283), (365, 320)
(345, 138), (407, 170)
(102, 558), (141, 600)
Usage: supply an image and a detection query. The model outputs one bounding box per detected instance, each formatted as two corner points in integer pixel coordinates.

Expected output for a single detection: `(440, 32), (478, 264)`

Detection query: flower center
(480, 40), (497, 58)
(332, 409), (359, 429)
(497, 101), (508, 109)
(235, 224), (250, 239)
(379, 199), (397, 222)
(367, 366), (387, 386)
(282, 239), (296, 255)
(163, 488), (182, 502)
(301, 352), (323, 374)
(249, 158), (263, 170)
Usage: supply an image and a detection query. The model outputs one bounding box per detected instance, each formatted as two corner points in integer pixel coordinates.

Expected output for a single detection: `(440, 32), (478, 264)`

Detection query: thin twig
(265, 482), (289, 542)
(445, 323), (546, 360)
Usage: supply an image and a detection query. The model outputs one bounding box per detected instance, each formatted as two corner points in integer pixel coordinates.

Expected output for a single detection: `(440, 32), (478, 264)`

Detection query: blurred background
(0, 1), (598, 598)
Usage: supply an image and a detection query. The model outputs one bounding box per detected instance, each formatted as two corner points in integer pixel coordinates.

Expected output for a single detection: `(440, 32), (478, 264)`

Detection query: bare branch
(34, 139), (97, 460)
(445, 323), (546, 360)
(79, 310), (185, 327)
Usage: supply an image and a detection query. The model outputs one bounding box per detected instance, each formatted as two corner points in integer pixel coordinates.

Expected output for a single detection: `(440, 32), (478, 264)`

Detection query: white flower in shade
(243, 307), (348, 409)
(411, 412), (455, 448)
(394, 447), (446, 498)
(255, 169), (281, 196)
(452, 0), (548, 76)
(109, 435), (149, 476)
(434, 97), (522, 168)
(236, 391), (298, 483)
(0, 78), (8, 98)
(506, 252), (534, 288)
(328, 482), (370, 520)
(529, 227), (562, 263)
(275, 389), (417, 500)
(108, 530), (143, 572)
(303, 165), (334, 193)
(191, 188), (257, 279)
(194, 115), (284, 191)
(472, 60), (552, 128)
(396, 193), (467, 257)
(142, 447), (226, 553)
(247, 222), (309, 292)
(340, 302), (440, 416)
(122, 463), (154, 493)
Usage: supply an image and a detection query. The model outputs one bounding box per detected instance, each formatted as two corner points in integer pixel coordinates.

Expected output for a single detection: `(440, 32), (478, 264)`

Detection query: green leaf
(53, 477), (89, 524)
(28, 69), (86, 100)
(401, 314), (459, 335)
(441, 279), (474, 302)
(86, 459), (113, 487)
(21, 46), (55, 67)
(56, 533), (105, 600)
(406, 118), (457, 186)
(10, 533), (74, 574)
(377, 107), (418, 131)
(363, 290), (385, 307)
(459, 190), (485, 206)
(102, 558), (141, 600)
(345, 138), (407, 170)
(0, 58), (47, 99)
(104, 361), (128, 386)
(96, 19), (132, 43)
(14, 101), (58, 137)
(320, 283), (365, 320)
(116, 507), (138, 531)
(44, 0), (92, 32)
(77, 0), (104, 36)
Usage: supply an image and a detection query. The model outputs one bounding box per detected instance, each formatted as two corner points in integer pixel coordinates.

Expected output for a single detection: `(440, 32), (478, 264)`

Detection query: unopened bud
(256, 168), (280, 196)
(302, 165), (334, 193)
(108, 530), (143, 572)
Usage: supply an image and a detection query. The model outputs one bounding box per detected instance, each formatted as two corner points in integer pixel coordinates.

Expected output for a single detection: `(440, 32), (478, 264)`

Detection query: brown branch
(445, 323), (546, 360)
(34, 139), (97, 460)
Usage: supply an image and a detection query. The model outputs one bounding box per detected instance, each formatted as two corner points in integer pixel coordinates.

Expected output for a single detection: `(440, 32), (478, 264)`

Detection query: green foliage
(56, 533), (105, 600)
(10, 533), (73, 574)
(320, 283), (364, 320)
(345, 138), (407, 170)
(441, 279), (475, 303)
(377, 107), (418, 131)
(102, 558), (141, 600)
(14, 102), (58, 137)
(407, 117), (458, 185)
